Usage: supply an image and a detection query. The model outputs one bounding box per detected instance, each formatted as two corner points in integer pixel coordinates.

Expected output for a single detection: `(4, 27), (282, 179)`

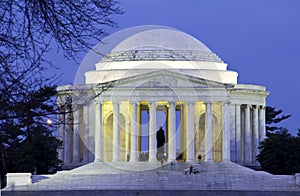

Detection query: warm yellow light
(46, 119), (52, 125)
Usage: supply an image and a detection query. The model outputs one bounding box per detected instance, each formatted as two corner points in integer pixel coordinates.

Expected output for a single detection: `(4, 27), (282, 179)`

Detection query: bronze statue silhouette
(156, 126), (165, 154)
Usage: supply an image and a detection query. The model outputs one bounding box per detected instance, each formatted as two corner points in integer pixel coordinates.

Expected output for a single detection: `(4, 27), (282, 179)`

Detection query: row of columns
(232, 104), (266, 164)
(58, 102), (93, 165)
(91, 100), (231, 163)
(58, 99), (263, 165)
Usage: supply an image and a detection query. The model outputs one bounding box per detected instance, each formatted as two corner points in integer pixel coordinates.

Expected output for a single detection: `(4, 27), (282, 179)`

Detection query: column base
(81, 159), (89, 164)
(72, 159), (80, 164)
(148, 159), (157, 163)
(93, 159), (103, 162)
(112, 159), (120, 162)
(130, 159), (139, 162)
(186, 159), (196, 164)
(221, 159), (232, 163)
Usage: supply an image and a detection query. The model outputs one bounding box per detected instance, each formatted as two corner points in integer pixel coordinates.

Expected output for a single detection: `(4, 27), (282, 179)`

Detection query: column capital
(57, 95), (65, 104)
(71, 103), (81, 112)
(260, 105), (266, 110)
(148, 101), (157, 107)
(186, 101), (195, 106)
(242, 104), (251, 109)
(94, 98), (103, 105)
(204, 101), (212, 105)
(222, 100), (231, 105)
(64, 95), (72, 102)
(130, 101), (139, 106)
(112, 100), (120, 105)
(168, 101), (176, 106)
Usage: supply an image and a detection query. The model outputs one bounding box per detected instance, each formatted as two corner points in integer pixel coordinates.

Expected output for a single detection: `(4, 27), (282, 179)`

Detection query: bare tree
(0, 0), (123, 187)
(0, 0), (123, 116)
(0, 0), (123, 59)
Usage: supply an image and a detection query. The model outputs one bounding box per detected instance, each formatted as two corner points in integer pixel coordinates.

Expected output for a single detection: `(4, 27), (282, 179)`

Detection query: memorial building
(5, 27), (300, 194)
(56, 27), (268, 169)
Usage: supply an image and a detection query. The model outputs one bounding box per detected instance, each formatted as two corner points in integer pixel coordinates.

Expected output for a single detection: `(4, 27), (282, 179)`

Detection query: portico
(57, 84), (267, 167)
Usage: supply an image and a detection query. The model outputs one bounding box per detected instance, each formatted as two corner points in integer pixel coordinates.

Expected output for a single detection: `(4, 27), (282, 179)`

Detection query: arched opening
(197, 113), (223, 162)
(103, 112), (127, 162)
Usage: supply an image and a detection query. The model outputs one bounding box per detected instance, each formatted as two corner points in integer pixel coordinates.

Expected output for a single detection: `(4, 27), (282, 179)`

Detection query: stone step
(3, 189), (300, 196)
(5, 162), (300, 192)
(29, 172), (297, 191)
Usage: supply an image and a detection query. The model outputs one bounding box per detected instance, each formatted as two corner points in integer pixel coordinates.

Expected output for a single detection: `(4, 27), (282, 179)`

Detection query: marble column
(149, 102), (157, 162)
(57, 97), (65, 162)
(82, 104), (89, 163)
(241, 106), (245, 162)
(130, 102), (139, 162)
(164, 106), (169, 155)
(223, 101), (231, 162)
(168, 102), (176, 162)
(112, 101), (120, 162)
(229, 104), (236, 162)
(194, 102), (201, 161)
(235, 104), (242, 162)
(186, 102), (195, 162)
(72, 105), (81, 163)
(244, 104), (251, 163)
(180, 104), (186, 160)
(138, 104), (142, 154)
(94, 101), (103, 161)
(125, 122), (130, 161)
(64, 106), (72, 164)
(88, 103), (95, 162)
(205, 102), (213, 162)
(259, 106), (266, 142)
(252, 106), (259, 162)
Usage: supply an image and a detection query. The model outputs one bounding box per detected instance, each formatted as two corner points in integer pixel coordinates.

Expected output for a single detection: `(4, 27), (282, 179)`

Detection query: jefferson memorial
(5, 26), (300, 194)
(56, 27), (268, 168)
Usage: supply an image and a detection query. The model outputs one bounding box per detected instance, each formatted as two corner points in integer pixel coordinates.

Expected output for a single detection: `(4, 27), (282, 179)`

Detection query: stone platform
(2, 161), (300, 195)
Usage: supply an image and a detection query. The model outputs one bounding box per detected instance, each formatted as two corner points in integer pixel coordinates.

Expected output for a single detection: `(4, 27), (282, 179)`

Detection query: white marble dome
(111, 28), (211, 52)
(100, 28), (223, 63)
(85, 27), (238, 84)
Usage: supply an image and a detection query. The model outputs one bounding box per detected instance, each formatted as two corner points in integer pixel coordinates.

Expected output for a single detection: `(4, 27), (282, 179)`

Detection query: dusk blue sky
(55, 0), (300, 134)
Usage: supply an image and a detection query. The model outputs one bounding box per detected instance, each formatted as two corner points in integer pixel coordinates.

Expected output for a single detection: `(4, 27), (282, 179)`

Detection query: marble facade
(56, 28), (269, 169)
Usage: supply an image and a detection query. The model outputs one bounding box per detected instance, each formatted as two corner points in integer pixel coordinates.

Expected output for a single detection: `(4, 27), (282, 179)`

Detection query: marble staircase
(5, 161), (299, 192)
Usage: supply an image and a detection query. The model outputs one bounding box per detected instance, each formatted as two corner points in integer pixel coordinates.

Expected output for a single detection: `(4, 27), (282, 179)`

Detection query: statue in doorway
(156, 126), (165, 155)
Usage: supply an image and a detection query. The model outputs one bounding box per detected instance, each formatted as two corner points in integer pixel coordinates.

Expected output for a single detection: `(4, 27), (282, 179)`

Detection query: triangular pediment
(106, 70), (230, 89)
